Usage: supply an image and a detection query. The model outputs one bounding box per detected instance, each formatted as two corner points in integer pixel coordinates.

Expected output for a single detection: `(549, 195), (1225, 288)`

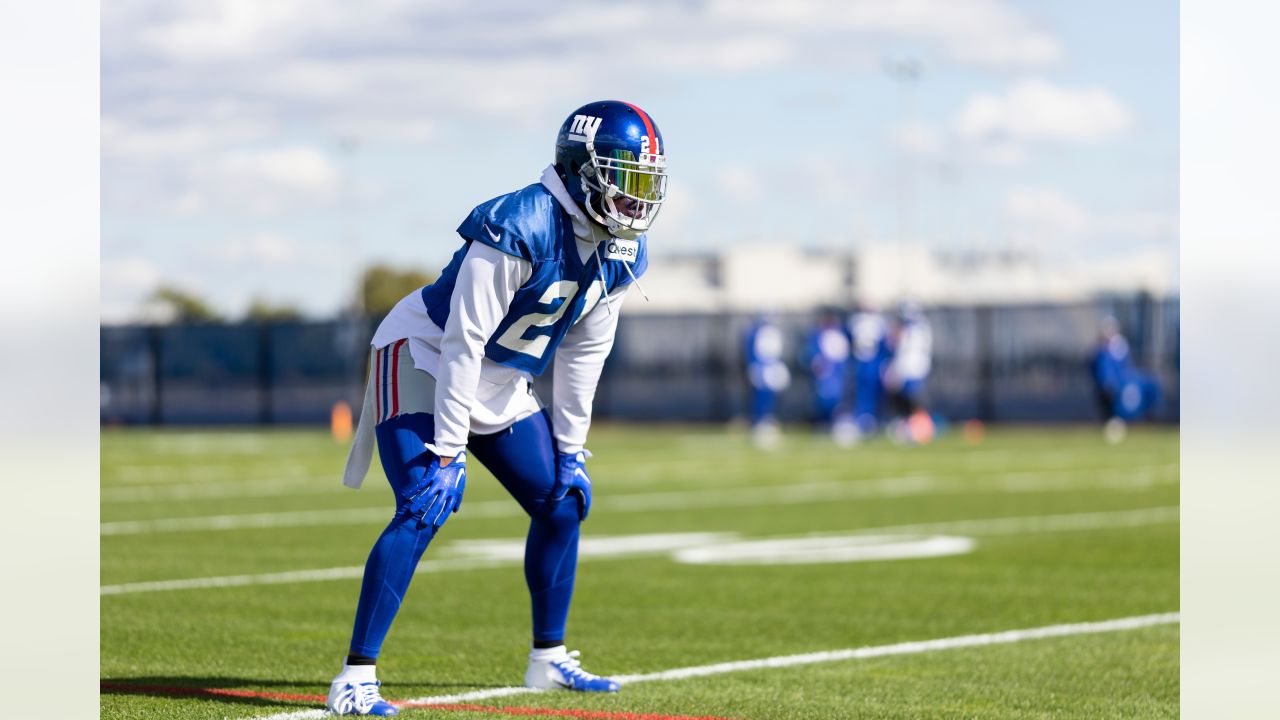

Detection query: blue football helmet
(554, 100), (668, 240)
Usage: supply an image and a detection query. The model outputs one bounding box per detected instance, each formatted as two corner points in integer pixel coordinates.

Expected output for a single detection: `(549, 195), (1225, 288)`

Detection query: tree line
(145, 264), (437, 323)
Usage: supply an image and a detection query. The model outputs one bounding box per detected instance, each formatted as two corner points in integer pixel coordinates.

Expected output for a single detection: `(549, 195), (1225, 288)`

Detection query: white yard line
(100, 464), (1177, 536)
(249, 611), (1180, 720)
(102, 477), (346, 502)
(99, 557), (512, 596)
(100, 506), (1178, 595)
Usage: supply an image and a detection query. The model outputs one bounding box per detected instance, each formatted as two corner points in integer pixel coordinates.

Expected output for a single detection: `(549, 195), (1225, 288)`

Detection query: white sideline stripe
(250, 612), (1180, 720)
(100, 464), (1177, 536)
(98, 557), (511, 596)
(102, 477), (342, 502)
(100, 507), (1177, 595)
(613, 612), (1181, 683)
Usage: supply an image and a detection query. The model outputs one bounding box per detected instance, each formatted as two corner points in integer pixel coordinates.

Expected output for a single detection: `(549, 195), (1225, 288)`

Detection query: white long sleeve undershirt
(430, 242), (531, 456)
(552, 284), (626, 454)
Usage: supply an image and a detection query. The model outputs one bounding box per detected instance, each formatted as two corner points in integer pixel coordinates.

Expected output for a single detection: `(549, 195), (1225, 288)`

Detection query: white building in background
(624, 243), (1177, 314)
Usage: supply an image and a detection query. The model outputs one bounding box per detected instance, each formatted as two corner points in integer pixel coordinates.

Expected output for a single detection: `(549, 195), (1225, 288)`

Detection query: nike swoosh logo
(552, 677), (572, 689)
(483, 223), (501, 243)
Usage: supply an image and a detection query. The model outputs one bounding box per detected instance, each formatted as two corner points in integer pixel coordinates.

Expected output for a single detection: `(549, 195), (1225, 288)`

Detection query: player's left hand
(553, 451), (593, 520)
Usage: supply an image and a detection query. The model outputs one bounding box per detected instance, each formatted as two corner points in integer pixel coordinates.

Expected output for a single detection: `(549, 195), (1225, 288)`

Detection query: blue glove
(403, 451), (467, 531)
(553, 451), (593, 520)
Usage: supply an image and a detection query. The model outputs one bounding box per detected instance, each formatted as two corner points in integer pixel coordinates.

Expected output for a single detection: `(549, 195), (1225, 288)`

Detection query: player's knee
(395, 500), (450, 536)
(534, 493), (584, 527)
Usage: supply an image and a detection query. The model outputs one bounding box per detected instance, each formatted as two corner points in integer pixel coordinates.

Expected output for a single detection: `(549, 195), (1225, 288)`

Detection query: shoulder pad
(456, 183), (563, 261)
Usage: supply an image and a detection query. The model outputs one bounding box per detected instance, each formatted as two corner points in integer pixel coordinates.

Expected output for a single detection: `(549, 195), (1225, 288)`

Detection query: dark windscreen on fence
(100, 296), (1178, 426)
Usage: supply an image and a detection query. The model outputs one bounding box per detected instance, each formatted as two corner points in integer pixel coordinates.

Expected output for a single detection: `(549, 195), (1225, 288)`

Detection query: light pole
(884, 57), (922, 300)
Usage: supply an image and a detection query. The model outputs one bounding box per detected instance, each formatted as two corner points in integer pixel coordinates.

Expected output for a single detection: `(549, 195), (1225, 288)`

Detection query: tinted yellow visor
(602, 150), (667, 203)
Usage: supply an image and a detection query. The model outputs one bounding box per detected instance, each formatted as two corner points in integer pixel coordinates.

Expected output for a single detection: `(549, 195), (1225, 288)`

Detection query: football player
(804, 308), (853, 443)
(848, 302), (891, 438)
(743, 314), (790, 448)
(1091, 315), (1161, 443)
(884, 301), (935, 444)
(325, 100), (667, 716)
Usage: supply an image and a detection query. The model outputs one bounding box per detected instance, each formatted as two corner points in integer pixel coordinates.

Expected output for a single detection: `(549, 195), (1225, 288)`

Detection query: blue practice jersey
(1091, 334), (1132, 392)
(421, 182), (648, 376)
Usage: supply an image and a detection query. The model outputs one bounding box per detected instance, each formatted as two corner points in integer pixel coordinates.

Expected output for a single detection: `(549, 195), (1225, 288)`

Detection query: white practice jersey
(891, 319), (933, 381)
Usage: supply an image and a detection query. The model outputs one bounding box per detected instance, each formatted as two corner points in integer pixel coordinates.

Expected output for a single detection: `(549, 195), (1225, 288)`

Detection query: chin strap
(591, 236), (652, 317)
(621, 256), (650, 302)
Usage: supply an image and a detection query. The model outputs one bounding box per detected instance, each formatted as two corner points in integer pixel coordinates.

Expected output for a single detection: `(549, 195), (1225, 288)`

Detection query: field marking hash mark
(100, 463), (1177, 535)
(101, 506), (1178, 595)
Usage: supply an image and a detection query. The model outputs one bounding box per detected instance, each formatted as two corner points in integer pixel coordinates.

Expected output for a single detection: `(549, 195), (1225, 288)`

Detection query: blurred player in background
(885, 301), (935, 445)
(804, 308), (854, 445)
(326, 100), (667, 715)
(1091, 315), (1161, 444)
(848, 302), (891, 440)
(744, 314), (790, 448)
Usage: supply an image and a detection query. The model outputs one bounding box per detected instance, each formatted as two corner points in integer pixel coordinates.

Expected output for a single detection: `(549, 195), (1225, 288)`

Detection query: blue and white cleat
(326, 679), (399, 716)
(524, 647), (620, 693)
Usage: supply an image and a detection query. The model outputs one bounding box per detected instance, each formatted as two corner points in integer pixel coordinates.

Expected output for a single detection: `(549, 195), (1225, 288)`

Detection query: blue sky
(101, 0), (1178, 320)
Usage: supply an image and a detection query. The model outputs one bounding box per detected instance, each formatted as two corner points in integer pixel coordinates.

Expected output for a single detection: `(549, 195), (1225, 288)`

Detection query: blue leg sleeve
(348, 412), (441, 658)
(468, 410), (579, 643)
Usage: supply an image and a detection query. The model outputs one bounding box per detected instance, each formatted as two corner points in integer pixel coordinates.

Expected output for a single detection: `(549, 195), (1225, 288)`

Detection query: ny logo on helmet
(567, 115), (602, 142)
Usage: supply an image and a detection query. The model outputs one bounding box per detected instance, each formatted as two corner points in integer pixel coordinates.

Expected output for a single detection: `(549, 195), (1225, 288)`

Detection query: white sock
(334, 661), (378, 684)
(529, 644), (568, 661)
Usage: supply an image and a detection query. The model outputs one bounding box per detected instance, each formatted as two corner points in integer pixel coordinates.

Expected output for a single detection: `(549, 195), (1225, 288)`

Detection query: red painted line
(99, 682), (325, 703)
(404, 702), (736, 720)
(101, 682), (739, 719)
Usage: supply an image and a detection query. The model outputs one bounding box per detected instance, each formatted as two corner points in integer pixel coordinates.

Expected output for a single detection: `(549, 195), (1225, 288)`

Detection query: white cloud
(221, 146), (338, 197)
(956, 79), (1134, 143)
(157, 145), (341, 216)
(1006, 187), (1091, 239)
(973, 140), (1027, 167)
(100, 256), (167, 323)
(718, 0), (1062, 69)
(716, 166), (764, 201)
(202, 231), (300, 266)
(894, 123), (944, 156)
(104, 0), (1064, 149)
(1098, 211), (1180, 241)
(1004, 187), (1178, 254)
(102, 257), (163, 294)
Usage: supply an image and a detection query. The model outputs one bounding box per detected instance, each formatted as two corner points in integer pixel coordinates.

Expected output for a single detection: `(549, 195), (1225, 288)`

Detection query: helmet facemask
(578, 143), (667, 240)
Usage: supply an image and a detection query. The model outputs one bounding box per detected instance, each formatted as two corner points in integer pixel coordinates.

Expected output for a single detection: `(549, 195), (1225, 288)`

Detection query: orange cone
(331, 401), (353, 442)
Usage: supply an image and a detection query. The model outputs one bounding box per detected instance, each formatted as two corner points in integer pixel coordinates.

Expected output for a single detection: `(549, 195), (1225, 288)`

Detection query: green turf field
(101, 425), (1179, 719)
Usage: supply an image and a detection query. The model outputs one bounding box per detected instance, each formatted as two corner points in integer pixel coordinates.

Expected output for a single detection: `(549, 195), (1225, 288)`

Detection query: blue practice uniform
(805, 323), (851, 424)
(849, 311), (891, 433)
(1091, 334), (1160, 421)
(423, 182), (647, 376)
(744, 319), (789, 426)
(345, 175), (647, 659)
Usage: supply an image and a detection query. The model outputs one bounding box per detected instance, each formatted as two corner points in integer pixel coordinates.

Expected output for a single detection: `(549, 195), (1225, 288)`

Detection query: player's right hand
(404, 451), (467, 531)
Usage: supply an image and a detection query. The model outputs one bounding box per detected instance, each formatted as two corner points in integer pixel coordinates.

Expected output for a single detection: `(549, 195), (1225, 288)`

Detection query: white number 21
(495, 281), (605, 358)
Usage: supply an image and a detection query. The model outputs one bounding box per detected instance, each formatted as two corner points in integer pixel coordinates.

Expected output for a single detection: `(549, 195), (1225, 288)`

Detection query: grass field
(101, 424), (1179, 719)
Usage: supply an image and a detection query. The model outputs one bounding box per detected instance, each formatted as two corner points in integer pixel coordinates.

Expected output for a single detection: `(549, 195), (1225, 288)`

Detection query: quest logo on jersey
(603, 238), (639, 263)
(567, 115), (603, 143)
